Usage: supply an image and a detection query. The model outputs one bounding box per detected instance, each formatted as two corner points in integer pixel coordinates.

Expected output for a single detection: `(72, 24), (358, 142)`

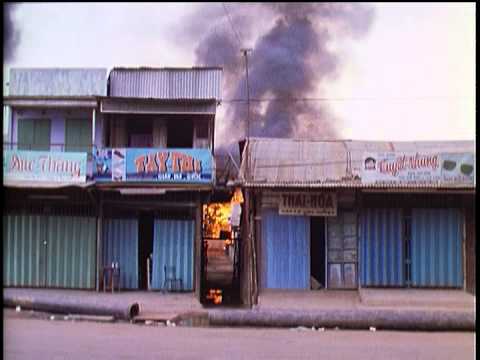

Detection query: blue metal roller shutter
(360, 208), (404, 287)
(151, 220), (195, 291)
(411, 209), (463, 288)
(261, 209), (310, 289)
(102, 218), (139, 289)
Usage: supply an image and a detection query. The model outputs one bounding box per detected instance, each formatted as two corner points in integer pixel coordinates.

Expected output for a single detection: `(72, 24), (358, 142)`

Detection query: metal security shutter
(411, 209), (463, 288)
(360, 209), (404, 287)
(4, 214), (96, 289)
(261, 209), (310, 289)
(151, 220), (195, 291)
(3, 214), (47, 287)
(46, 216), (96, 289)
(65, 118), (92, 152)
(102, 219), (139, 289)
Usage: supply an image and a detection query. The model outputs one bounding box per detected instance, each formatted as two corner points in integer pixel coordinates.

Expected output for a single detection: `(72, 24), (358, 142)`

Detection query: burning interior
(202, 188), (243, 305)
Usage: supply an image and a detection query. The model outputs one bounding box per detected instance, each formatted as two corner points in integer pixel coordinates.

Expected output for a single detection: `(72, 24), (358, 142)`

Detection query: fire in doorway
(202, 188), (243, 305)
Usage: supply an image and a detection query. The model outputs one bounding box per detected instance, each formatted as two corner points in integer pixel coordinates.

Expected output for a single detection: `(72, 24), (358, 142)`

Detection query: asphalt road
(3, 309), (475, 360)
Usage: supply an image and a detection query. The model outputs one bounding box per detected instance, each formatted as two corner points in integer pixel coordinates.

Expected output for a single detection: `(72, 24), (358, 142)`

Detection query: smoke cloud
(186, 3), (375, 152)
(4, 3), (20, 63)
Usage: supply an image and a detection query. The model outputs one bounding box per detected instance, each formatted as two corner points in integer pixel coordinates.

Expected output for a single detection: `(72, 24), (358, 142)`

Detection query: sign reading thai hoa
(3, 150), (87, 183)
(361, 152), (475, 185)
(279, 192), (337, 216)
(93, 148), (213, 183)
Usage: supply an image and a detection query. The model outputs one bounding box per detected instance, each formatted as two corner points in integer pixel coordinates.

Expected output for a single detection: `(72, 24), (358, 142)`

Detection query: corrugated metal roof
(9, 68), (107, 96)
(240, 137), (475, 188)
(108, 67), (222, 100)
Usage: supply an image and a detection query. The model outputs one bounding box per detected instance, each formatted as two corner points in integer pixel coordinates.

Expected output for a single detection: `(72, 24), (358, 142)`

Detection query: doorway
(138, 212), (154, 290)
(310, 217), (326, 289)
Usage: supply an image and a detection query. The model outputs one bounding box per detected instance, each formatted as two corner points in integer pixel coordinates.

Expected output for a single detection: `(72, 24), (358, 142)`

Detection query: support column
(194, 194), (202, 301)
(96, 193), (103, 292)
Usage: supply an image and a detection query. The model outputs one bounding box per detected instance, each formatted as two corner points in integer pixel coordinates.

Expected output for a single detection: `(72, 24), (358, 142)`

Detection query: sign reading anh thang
(279, 192), (337, 216)
(361, 152), (475, 185)
(3, 150), (87, 183)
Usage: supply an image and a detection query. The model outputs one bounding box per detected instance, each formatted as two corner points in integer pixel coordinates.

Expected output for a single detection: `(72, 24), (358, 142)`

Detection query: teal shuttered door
(17, 119), (51, 150)
(3, 214), (96, 289)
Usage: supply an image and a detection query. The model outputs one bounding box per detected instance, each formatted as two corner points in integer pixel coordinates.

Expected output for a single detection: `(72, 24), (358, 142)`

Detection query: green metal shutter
(46, 216), (97, 289)
(18, 119), (51, 151)
(65, 119), (91, 153)
(3, 214), (47, 287)
(33, 119), (51, 150)
(17, 119), (34, 150)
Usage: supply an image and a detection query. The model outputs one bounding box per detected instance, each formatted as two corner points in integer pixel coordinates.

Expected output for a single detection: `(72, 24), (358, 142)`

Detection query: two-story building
(3, 67), (222, 301)
(94, 67), (221, 299)
(3, 68), (106, 290)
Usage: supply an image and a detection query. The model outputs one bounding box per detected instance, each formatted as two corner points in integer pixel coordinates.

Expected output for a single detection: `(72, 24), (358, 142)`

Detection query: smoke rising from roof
(4, 3), (20, 63)
(187, 3), (375, 152)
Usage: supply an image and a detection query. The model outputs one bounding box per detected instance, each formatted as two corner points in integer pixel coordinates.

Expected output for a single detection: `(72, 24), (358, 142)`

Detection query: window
(196, 121), (209, 139)
(65, 119), (92, 152)
(18, 118), (51, 151)
(167, 119), (193, 148)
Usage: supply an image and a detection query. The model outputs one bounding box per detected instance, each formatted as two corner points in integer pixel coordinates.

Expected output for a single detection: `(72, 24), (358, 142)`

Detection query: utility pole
(240, 48), (257, 306)
(241, 48), (252, 181)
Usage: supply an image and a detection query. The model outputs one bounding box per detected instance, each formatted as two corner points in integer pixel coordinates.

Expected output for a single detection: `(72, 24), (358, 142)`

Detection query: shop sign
(93, 148), (213, 183)
(362, 152), (475, 185)
(3, 150), (87, 183)
(279, 192), (337, 216)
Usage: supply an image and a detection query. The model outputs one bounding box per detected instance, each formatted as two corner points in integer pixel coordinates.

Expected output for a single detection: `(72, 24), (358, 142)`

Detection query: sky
(3, 2), (476, 142)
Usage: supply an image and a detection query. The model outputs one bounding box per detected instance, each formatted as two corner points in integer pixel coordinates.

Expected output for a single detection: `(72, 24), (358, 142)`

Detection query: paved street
(4, 309), (475, 360)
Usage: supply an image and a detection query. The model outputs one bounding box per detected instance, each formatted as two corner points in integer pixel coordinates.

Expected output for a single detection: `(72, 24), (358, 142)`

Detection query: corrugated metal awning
(108, 67), (222, 100)
(100, 97), (217, 115)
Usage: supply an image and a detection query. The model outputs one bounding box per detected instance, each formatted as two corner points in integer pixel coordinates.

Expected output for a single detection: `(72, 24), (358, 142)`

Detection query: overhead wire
(221, 3), (243, 47)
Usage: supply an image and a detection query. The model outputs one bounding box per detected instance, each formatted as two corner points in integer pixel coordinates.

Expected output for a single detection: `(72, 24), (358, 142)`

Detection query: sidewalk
(3, 287), (475, 330)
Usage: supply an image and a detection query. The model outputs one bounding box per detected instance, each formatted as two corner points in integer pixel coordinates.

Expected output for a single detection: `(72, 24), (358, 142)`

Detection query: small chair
(163, 265), (183, 292)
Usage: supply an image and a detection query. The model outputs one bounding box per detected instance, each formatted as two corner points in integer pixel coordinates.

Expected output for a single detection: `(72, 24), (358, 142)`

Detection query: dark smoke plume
(4, 3), (20, 63)
(185, 3), (375, 152)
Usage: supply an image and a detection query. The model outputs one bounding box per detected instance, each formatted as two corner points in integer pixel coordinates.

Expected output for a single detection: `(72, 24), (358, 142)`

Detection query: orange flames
(203, 188), (243, 240)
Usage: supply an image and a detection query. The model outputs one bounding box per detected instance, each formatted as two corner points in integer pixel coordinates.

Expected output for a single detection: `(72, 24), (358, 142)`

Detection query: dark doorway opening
(167, 119), (193, 148)
(138, 212), (154, 290)
(310, 217), (326, 289)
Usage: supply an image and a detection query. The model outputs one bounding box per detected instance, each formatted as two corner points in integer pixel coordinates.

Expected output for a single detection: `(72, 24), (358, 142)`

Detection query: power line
(220, 96), (474, 103)
(221, 3), (243, 46)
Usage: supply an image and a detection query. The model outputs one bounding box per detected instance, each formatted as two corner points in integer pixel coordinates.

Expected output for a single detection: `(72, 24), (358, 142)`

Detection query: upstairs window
(167, 119), (193, 148)
(65, 118), (92, 153)
(17, 118), (51, 151)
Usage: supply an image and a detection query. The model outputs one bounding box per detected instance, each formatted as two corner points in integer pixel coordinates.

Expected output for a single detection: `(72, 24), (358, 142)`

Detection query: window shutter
(18, 119), (34, 150)
(65, 119), (91, 152)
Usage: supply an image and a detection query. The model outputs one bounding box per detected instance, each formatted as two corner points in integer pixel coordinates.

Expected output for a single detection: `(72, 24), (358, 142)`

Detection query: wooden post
(194, 194), (202, 301)
(96, 193), (103, 292)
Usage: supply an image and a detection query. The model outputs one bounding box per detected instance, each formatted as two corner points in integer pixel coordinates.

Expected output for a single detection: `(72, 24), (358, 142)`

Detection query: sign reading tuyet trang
(93, 148), (213, 183)
(3, 150), (87, 183)
(279, 192), (337, 216)
(361, 152), (475, 185)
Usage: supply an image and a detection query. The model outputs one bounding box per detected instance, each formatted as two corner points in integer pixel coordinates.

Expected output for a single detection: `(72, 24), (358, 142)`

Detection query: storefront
(94, 147), (213, 293)
(256, 190), (358, 290)
(238, 138), (475, 305)
(3, 148), (98, 289)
